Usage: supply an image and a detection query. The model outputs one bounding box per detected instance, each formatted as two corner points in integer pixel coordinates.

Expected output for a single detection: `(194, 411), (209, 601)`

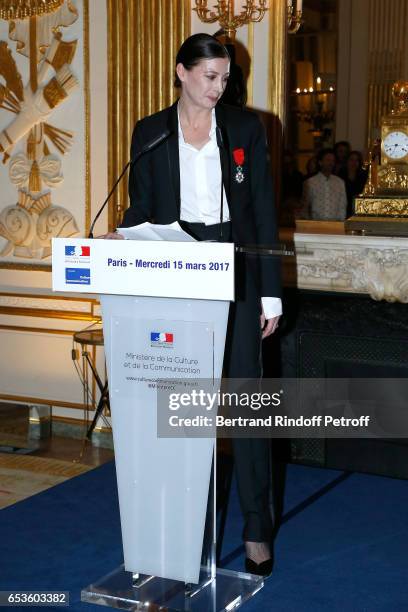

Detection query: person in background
(338, 150), (368, 216)
(334, 140), (351, 175)
(299, 147), (347, 220)
(305, 155), (318, 179)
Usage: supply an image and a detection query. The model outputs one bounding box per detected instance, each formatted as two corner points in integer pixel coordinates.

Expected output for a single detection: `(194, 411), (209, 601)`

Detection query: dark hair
(174, 33), (230, 88)
(334, 140), (351, 154)
(348, 150), (364, 169)
(317, 147), (335, 163)
(306, 155), (318, 176)
(213, 30), (247, 107)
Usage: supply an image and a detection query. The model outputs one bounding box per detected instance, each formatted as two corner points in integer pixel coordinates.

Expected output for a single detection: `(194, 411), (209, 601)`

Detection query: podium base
(81, 564), (263, 611)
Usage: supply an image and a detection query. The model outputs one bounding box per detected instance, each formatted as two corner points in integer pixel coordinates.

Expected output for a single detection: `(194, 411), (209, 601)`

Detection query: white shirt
(179, 108), (230, 224)
(301, 172), (347, 220)
(178, 107), (281, 319)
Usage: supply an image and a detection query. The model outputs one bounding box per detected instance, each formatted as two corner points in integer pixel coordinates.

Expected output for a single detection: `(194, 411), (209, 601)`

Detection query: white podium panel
(51, 230), (265, 610)
(52, 237), (234, 301)
(101, 294), (229, 584)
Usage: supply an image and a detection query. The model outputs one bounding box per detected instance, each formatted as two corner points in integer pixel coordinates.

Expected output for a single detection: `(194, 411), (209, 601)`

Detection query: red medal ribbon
(232, 147), (245, 166)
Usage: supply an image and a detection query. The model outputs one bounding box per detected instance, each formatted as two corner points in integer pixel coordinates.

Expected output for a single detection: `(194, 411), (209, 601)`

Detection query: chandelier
(287, 0), (303, 34)
(193, 1), (268, 42)
(194, 1), (304, 39)
(0, 0), (64, 20)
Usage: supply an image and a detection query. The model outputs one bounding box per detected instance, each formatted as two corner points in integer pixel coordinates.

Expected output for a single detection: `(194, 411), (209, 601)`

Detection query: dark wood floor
(33, 435), (114, 467)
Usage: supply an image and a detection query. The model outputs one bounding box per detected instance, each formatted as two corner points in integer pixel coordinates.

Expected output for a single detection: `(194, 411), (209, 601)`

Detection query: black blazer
(121, 101), (281, 298)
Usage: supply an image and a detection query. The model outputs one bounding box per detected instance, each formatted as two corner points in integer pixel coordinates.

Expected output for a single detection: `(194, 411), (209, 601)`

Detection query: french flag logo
(151, 332), (174, 346)
(65, 245), (91, 257)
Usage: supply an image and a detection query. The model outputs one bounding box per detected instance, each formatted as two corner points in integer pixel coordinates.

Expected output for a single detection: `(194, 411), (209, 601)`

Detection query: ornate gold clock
(378, 85), (408, 193)
(346, 81), (408, 235)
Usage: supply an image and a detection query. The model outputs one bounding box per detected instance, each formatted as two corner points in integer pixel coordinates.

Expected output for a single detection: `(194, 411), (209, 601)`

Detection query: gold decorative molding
(366, 0), (408, 144)
(0, 292), (93, 309)
(0, 291), (98, 302)
(0, 261), (51, 270)
(42, 76), (67, 107)
(355, 196), (408, 218)
(107, 0), (190, 230)
(0, 0), (63, 20)
(0, 324), (79, 335)
(246, 22), (254, 106)
(0, 393), (87, 410)
(83, 0), (91, 235)
(268, 0), (287, 123)
(267, 0), (287, 201)
(0, 306), (100, 321)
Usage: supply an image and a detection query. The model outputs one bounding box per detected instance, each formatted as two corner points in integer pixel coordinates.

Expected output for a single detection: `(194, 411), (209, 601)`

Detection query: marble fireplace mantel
(283, 231), (408, 303)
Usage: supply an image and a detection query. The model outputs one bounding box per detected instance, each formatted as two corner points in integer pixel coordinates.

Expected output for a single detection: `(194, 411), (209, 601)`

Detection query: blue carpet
(1, 460), (407, 611)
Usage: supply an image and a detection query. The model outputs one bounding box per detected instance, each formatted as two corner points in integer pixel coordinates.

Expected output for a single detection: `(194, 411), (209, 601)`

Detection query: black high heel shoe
(245, 556), (273, 577)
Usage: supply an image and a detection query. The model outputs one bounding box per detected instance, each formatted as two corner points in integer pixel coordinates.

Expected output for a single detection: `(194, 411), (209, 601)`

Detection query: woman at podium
(115, 33), (282, 577)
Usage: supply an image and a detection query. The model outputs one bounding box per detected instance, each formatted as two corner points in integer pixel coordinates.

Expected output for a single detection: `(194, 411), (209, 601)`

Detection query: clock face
(383, 131), (408, 160)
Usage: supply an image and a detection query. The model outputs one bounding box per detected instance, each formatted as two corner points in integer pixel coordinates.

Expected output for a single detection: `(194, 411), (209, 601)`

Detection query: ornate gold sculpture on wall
(346, 81), (408, 236)
(0, 0), (64, 20)
(0, 0), (79, 259)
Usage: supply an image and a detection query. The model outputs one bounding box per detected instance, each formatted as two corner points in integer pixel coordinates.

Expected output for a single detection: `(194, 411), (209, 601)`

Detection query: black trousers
(180, 221), (273, 543)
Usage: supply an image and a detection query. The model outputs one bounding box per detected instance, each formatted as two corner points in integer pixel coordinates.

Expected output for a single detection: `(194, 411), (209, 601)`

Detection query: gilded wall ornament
(0, 0), (79, 260)
(0, 1), (65, 21)
(0, 190), (78, 259)
(355, 197), (408, 217)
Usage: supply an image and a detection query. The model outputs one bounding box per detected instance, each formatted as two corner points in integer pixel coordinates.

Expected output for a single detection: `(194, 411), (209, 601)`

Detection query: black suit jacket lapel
(166, 101), (181, 216)
(215, 104), (232, 208)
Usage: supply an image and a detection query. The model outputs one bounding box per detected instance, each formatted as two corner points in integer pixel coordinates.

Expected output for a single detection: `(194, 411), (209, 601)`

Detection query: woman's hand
(95, 232), (125, 239)
(260, 307), (280, 339)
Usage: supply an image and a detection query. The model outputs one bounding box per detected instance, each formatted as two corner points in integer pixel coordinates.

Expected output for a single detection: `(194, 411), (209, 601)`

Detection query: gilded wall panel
(267, 0), (287, 200)
(367, 0), (408, 142)
(107, 0), (190, 229)
(0, 0), (90, 268)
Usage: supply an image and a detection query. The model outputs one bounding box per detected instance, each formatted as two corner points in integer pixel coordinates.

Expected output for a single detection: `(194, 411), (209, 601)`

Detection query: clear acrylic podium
(51, 233), (264, 611)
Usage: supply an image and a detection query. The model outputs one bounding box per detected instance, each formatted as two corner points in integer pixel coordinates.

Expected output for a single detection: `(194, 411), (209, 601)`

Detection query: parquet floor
(0, 403), (114, 508)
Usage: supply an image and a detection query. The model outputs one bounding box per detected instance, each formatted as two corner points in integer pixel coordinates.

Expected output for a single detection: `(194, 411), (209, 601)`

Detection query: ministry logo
(65, 268), (91, 285)
(65, 245), (91, 263)
(151, 332), (174, 348)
